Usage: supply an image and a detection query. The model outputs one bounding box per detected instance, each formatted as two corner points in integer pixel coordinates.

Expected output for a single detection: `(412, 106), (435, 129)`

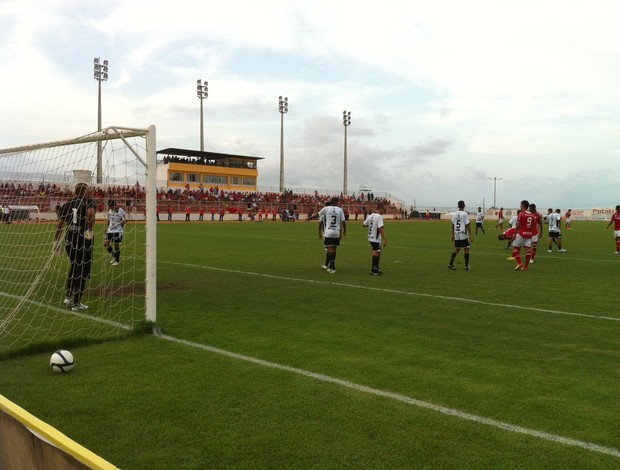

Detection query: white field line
(162, 261), (620, 322)
(0, 292), (132, 330)
(157, 332), (620, 459)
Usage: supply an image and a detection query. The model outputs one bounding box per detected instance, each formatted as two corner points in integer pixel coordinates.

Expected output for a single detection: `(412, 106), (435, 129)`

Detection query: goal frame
(0, 125), (157, 324)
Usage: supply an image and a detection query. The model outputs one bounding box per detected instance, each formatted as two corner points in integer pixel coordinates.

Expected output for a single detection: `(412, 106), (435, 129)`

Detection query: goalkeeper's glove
(52, 239), (61, 254)
(84, 229), (94, 240)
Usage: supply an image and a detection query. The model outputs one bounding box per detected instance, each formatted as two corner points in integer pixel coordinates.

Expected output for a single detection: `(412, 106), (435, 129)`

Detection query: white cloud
(0, 0), (619, 207)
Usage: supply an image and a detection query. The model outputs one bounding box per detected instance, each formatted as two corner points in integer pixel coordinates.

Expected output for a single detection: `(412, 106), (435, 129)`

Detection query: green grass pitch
(1, 218), (619, 469)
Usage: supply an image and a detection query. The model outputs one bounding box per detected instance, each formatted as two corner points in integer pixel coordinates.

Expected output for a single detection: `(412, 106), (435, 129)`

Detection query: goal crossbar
(0, 126), (150, 156)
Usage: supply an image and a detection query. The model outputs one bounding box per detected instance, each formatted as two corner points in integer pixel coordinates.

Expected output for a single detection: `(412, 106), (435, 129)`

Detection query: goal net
(0, 126), (157, 355)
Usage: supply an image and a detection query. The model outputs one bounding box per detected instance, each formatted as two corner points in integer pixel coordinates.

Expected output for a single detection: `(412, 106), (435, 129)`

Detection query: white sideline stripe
(0, 292), (132, 330)
(163, 261), (620, 322)
(158, 333), (620, 459)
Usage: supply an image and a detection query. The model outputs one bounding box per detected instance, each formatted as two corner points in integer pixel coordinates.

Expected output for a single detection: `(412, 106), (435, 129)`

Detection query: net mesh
(0, 127), (152, 354)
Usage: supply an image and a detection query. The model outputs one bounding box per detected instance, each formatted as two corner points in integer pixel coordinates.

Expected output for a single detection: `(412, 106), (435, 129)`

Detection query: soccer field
(1, 219), (619, 469)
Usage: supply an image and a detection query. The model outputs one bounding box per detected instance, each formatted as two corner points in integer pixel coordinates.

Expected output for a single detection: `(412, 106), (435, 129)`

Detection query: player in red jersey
(494, 207), (505, 230)
(565, 209), (572, 229)
(497, 227), (516, 241)
(528, 203), (544, 263)
(498, 226), (517, 260)
(512, 200), (536, 270)
(605, 205), (620, 254)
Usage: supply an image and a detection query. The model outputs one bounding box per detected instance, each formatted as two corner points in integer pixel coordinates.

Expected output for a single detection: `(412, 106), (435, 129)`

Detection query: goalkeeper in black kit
(53, 183), (96, 312)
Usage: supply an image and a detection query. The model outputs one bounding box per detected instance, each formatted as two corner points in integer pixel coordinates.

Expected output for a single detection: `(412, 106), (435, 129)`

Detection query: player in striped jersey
(317, 197), (346, 274)
(104, 199), (127, 266)
(363, 204), (387, 275)
(448, 200), (472, 271)
(546, 208), (565, 252)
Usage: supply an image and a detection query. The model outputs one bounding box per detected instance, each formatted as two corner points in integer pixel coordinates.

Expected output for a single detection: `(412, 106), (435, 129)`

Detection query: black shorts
(549, 231), (561, 238)
(476, 222), (483, 227)
(106, 232), (124, 244)
(370, 241), (382, 252)
(65, 237), (93, 280)
(324, 237), (340, 247)
(454, 239), (470, 248)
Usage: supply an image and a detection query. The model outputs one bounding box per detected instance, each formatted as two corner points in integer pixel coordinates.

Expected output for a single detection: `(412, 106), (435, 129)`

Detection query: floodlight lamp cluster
(93, 58), (108, 81)
(279, 96), (288, 113)
(197, 79), (209, 99)
(343, 110), (351, 126)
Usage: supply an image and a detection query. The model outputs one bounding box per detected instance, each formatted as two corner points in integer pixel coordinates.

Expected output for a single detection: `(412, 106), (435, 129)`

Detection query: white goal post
(0, 125), (157, 353)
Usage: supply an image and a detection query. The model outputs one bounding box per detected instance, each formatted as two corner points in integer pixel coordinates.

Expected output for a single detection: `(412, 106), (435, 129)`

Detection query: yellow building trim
(166, 162), (258, 191)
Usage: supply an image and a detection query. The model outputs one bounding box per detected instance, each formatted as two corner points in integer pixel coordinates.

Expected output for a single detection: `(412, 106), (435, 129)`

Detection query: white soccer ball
(50, 350), (75, 374)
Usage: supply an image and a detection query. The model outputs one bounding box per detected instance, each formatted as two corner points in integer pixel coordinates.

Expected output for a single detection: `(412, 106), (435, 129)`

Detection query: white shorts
(513, 234), (532, 248)
(532, 234), (539, 243)
(614, 230), (620, 238)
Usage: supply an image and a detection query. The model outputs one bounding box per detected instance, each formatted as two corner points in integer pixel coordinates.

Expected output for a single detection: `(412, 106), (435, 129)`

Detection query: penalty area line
(162, 261), (619, 322)
(157, 333), (620, 460)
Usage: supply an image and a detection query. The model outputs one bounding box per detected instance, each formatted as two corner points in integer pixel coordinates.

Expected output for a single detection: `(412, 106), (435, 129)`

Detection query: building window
(243, 177), (256, 186)
(170, 172), (184, 182)
(203, 175), (228, 185)
(187, 173), (200, 183)
(230, 176), (242, 185)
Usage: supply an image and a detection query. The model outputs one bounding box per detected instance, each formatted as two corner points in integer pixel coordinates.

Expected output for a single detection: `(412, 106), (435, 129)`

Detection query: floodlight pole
(93, 58), (108, 184)
(278, 96), (288, 194)
(197, 79), (208, 152)
(343, 111), (351, 196)
(488, 176), (503, 209)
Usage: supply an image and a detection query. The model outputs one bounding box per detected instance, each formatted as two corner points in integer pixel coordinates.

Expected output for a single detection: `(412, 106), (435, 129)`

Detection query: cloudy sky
(1, 0), (619, 209)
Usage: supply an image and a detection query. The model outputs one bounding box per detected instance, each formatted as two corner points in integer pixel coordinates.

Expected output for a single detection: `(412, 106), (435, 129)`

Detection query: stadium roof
(156, 148), (264, 161)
